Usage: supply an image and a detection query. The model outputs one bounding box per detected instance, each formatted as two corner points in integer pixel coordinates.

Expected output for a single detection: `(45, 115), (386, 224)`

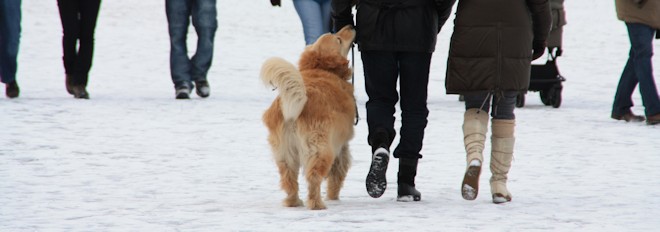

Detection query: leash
(351, 45), (360, 125)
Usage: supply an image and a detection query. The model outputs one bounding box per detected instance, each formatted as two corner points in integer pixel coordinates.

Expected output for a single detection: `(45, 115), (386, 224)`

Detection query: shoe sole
(176, 92), (190, 99)
(492, 193), (512, 204)
(6, 91), (19, 98)
(74, 92), (89, 99)
(366, 148), (389, 198)
(396, 195), (421, 202)
(611, 115), (645, 122)
(461, 165), (481, 200)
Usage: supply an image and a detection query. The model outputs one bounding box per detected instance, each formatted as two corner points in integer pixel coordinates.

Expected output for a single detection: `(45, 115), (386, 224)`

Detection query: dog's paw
(283, 198), (304, 207)
(306, 199), (327, 210)
(326, 194), (339, 201)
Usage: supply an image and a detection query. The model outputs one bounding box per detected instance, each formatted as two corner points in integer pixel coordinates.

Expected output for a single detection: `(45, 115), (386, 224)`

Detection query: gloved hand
(333, 20), (354, 34)
(532, 40), (546, 60)
(270, 0), (281, 7)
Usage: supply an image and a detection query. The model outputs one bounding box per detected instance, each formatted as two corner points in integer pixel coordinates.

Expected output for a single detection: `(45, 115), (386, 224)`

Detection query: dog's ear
(311, 34), (342, 56)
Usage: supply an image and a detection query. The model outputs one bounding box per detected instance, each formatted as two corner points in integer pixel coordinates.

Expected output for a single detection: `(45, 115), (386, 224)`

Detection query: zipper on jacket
(496, 22), (502, 94)
(493, 22), (503, 117)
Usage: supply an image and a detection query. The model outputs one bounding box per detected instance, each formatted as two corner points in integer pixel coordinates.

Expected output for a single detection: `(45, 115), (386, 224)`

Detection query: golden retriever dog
(260, 26), (356, 210)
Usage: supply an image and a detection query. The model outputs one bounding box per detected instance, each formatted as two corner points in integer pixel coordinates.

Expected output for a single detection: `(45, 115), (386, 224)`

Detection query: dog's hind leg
(273, 122), (304, 207)
(327, 144), (351, 200)
(304, 141), (334, 210)
(277, 160), (304, 207)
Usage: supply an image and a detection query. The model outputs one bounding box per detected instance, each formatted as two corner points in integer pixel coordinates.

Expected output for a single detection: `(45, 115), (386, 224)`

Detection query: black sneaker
(366, 146), (389, 198)
(195, 80), (210, 98)
(175, 85), (191, 99)
(5, 80), (19, 98)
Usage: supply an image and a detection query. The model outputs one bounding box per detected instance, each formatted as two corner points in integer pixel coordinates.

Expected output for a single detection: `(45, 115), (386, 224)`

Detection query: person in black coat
(332, 0), (455, 202)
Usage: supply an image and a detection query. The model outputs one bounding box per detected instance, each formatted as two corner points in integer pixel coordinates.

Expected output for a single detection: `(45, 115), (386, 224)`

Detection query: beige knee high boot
(490, 119), (515, 204)
(461, 108), (489, 200)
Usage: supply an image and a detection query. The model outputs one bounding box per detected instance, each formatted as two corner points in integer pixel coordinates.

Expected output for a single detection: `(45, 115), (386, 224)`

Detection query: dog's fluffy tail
(261, 57), (307, 121)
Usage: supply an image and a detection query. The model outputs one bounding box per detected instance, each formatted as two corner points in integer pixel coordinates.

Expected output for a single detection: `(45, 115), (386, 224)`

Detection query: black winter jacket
(332, 0), (456, 53)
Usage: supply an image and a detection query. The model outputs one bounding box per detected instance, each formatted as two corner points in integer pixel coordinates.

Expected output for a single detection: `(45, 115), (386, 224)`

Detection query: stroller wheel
(515, 93), (525, 108)
(540, 90), (552, 106)
(552, 87), (562, 108)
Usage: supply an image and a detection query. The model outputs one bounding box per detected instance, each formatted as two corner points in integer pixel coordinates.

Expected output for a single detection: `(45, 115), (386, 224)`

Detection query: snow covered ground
(1, 0), (659, 231)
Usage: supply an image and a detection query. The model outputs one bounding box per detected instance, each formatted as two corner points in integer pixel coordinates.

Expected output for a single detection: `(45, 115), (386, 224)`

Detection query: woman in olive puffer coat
(445, 0), (551, 204)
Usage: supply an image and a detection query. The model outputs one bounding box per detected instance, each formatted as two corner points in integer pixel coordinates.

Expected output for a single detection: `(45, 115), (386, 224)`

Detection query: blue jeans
(293, 0), (331, 45)
(612, 23), (660, 117)
(0, 0), (21, 84)
(166, 0), (217, 88)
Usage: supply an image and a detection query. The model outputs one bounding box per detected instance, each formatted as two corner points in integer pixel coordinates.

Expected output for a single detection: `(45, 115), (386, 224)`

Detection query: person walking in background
(0, 0), (21, 98)
(445, 0), (550, 203)
(332, 0), (456, 202)
(57, 0), (101, 99)
(611, 0), (660, 125)
(548, 0), (566, 54)
(166, 0), (217, 99)
(270, 0), (332, 45)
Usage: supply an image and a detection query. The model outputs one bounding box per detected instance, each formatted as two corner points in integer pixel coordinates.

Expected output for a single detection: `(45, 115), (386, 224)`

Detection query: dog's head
(311, 25), (356, 58)
(298, 26), (356, 80)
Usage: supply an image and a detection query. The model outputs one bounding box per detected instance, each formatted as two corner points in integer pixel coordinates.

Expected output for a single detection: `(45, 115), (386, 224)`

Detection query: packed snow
(1, 0), (659, 231)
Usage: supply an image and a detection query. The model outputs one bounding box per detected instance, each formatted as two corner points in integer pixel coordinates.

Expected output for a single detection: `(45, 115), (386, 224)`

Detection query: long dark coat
(332, 0), (456, 53)
(445, 0), (551, 94)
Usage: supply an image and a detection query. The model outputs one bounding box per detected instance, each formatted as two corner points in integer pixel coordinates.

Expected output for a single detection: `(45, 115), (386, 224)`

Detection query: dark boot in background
(65, 74), (74, 94)
(72, 85), (89, 99)
(397, 157), (421, 202)
(5, 80), (19, 98)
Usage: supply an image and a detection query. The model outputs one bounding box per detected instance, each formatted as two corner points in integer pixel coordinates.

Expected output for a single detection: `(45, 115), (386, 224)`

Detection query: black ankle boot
(397, 158), (421, 202)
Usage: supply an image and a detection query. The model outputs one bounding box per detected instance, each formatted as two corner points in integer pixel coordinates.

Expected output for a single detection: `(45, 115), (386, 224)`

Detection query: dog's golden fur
(261, 26), (356, 210)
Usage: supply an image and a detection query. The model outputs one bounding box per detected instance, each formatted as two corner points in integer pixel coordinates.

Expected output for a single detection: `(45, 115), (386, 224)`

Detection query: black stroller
(515, 0), (567, 108)
(515, 47), (566, 108)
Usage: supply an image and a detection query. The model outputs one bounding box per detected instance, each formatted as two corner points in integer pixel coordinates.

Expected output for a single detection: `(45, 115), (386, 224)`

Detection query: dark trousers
(362, 51), (432, 159)
(57, 0), (101, 87)
(463, 91), (517, 120)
